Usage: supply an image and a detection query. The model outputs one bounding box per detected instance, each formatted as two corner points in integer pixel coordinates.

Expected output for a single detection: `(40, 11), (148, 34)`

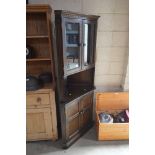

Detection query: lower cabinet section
(60, 91), (94, 148)
(26, 89), (58, 141)
(26, 108), (53, 140)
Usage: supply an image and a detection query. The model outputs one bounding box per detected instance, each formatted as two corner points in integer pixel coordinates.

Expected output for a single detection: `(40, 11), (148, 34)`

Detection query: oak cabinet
(54, 10), (99, 148)
(26, 4), (58, 141)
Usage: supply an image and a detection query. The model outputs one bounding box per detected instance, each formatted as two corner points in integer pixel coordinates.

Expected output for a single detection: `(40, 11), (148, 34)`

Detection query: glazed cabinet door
(65, 100), (80, 140)
(62, 18), (82, 75)
(79, 93), (93, 129)
(26, 108), (53, 141)
(82, 20), (97, 69)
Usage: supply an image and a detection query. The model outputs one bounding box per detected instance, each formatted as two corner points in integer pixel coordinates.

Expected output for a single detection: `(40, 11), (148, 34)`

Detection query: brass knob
(80, 111), (83, 114)
(68, 93), (72, 96)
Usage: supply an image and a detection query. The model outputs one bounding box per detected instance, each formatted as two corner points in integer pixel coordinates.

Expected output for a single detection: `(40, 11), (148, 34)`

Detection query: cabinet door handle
(83, 43), (86, 46)
(37, 97), (41, 103)
(80, 111), (83, 115)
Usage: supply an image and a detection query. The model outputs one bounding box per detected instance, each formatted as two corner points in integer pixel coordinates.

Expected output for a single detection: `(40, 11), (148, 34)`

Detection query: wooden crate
(96, 92), (129, 140)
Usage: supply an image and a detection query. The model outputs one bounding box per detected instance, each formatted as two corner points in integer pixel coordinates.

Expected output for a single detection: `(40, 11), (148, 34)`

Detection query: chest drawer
(27, 93), (50, 107)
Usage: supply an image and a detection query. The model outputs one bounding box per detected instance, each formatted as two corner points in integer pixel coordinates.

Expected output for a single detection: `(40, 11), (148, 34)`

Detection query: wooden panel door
(26, 108), (53, 141)
(79, 93), (93, 129)
(65, 100), (80, 140)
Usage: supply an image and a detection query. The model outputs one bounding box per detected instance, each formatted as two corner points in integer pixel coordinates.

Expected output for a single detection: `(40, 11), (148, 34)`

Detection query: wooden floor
(26, 126), (129, 155)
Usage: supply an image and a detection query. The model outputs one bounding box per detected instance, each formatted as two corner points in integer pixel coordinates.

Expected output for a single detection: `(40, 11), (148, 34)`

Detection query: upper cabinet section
(55, 10), (99, 76)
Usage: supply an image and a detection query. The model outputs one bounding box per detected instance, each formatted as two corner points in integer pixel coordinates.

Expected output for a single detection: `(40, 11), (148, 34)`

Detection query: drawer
(65, 100), (79, 117)
(27, 93), (50, 107)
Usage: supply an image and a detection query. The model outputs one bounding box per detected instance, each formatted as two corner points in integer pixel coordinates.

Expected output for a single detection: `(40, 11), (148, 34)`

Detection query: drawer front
(27, 93), (50, 106)
(65, 100), (79, 117)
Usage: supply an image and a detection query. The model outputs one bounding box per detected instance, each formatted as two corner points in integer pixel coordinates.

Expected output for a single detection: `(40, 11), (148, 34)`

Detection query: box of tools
(96, 92), (129, 140)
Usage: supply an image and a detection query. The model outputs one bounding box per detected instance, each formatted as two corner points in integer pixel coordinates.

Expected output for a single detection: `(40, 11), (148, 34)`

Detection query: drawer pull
(80, 111), (83, 115)
(37, 97), (41, 103)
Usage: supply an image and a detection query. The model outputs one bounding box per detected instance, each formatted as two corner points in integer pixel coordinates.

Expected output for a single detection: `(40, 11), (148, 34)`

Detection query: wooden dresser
(26, 4), (58, 141)
(54, 10), (99, 148)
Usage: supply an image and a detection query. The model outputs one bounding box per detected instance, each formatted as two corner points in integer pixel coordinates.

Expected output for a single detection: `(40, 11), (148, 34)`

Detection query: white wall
(29, 0), (129, 91)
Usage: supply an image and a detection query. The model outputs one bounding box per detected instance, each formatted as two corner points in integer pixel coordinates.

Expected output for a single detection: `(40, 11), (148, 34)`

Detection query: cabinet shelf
(26, 58), (51, 62)
(26, 35), (49, 39)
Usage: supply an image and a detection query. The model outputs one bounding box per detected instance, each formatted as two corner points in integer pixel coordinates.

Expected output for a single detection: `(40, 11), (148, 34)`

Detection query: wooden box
(96, 92), (129, 140)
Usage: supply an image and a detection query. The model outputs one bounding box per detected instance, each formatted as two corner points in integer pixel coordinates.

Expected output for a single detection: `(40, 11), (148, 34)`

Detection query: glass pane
(65, 23), (80, 70)
(83, 24), (91, 66)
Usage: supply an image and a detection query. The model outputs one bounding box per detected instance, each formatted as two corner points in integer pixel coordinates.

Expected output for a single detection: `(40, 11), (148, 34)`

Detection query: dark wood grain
(54, 10), (99, 148)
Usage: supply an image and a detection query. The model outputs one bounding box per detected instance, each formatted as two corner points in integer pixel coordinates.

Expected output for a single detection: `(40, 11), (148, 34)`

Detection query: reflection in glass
(84, 24), (88, 65)
(84, 24), (91, 66)
(66, 47), (79, 70)
(65, 23), (80, 70)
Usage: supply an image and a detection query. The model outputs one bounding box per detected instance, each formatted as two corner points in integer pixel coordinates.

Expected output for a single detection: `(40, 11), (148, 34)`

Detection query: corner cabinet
(54, 10), (99, 148)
